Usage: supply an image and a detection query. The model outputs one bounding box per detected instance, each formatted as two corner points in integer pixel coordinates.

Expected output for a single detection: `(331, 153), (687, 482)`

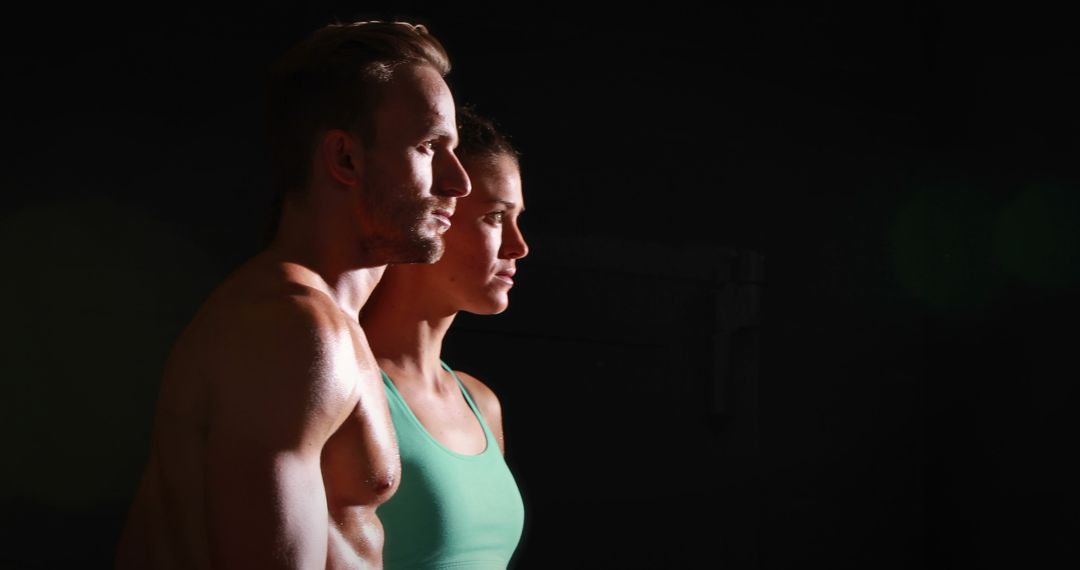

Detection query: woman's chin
(463, 295), (510, 316)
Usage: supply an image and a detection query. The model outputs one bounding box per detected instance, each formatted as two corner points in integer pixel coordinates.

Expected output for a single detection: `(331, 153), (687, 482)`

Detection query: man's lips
(432, 209), (453, 229)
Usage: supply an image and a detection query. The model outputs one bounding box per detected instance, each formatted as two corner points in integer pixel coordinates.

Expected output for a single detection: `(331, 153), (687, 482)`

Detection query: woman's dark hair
(455, 105), (519, 167)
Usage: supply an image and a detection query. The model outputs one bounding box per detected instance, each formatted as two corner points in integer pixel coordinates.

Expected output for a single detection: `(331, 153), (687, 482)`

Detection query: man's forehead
(381, 65), (451, 108)
(375, 67), (456, 130)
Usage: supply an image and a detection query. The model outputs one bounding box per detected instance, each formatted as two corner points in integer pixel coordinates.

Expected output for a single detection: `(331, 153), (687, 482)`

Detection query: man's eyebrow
(417, 116), (456, 139)
(490, 200), (520, 210)
(432, 125), (456, 138)
(434, 127), (459, 148)
(421, 125), (455, 141)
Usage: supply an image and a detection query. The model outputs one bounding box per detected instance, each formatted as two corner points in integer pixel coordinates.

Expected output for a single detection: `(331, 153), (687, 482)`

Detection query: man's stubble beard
(361, 169), (445, 266)
(393, 213), (444, 264)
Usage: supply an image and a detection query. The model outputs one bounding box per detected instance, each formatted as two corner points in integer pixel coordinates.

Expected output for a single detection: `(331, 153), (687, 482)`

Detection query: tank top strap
(440, 360), (496, 442)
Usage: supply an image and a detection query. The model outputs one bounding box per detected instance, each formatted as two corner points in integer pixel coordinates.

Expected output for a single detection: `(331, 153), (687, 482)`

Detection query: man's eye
(485, 212), (505, 223)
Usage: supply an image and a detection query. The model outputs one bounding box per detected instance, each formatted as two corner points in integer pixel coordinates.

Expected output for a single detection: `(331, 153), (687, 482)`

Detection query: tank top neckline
(381, 361), (494, 460)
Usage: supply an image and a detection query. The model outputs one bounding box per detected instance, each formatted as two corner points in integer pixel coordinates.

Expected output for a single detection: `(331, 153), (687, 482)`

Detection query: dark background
(2, 1), (1078, 568)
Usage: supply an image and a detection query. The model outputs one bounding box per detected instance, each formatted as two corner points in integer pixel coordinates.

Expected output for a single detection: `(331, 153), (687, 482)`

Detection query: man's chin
(394, 237), (444, 265)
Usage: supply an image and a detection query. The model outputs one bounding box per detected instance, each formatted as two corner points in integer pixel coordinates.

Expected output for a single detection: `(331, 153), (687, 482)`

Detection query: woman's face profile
(434, 152), (529, 315)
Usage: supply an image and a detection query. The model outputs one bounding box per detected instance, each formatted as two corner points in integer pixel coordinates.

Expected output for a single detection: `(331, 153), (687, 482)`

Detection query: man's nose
(433, 150), (471, 198)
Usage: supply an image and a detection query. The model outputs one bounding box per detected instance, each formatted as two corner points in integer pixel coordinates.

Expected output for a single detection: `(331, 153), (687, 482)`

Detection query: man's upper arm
(204, 296), (354, 568)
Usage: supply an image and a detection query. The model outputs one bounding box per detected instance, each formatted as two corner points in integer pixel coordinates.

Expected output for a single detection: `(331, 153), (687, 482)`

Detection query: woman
(360, 106), (529, 568)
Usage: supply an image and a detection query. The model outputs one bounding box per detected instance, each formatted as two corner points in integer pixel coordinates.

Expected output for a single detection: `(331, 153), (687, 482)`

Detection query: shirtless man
(116, 21), (470, 569)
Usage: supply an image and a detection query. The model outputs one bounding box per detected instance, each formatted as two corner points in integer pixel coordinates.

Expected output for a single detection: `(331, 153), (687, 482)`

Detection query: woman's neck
(360, 273), (458, 390)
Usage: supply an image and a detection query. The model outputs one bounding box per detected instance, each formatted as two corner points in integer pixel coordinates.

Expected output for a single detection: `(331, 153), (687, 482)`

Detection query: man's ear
(321, 129), (363, 187)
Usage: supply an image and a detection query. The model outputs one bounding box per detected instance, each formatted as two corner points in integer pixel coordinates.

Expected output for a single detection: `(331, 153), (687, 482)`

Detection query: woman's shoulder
(451, 368), (507, 451)
(452, 369), (503, 420)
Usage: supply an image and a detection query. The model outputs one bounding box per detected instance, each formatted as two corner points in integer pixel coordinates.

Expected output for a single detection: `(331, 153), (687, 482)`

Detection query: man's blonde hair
(265, 21), (451, 196)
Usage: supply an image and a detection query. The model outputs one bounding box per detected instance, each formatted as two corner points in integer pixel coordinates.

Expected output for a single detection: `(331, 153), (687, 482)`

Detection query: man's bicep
(204, 442), (328, 568)
(203, 303), (351, 567)
(203, 354), (338, 568)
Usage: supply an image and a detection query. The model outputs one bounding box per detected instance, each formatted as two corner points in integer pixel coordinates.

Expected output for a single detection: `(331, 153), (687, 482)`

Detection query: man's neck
(267, 208), (388, 316)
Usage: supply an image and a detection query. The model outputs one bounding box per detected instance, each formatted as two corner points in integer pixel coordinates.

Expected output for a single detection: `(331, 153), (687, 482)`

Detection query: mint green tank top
(379, 363), (525, 569)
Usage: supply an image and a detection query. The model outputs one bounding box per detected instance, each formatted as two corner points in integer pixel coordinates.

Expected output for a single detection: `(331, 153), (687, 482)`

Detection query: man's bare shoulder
(186, 258), (349, 344)
(180, 259), (361, 441)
